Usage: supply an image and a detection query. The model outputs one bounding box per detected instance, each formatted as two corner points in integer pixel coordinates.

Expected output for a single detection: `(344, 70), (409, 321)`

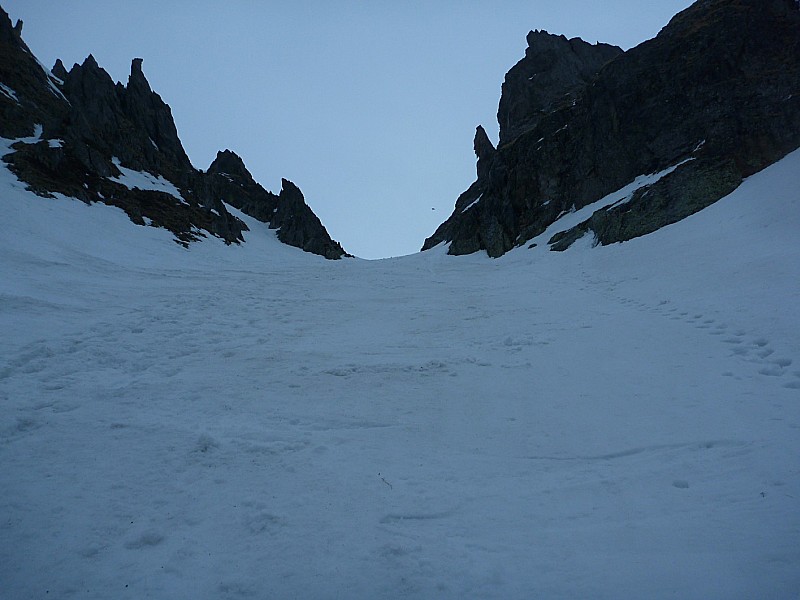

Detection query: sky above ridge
(4, 1), (694, 258)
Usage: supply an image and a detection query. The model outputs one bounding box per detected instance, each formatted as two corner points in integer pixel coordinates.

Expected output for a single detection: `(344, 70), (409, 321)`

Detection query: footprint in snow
(616, 295), (798, 390)
(783, 377), (800, 390)
(243, 511), (283, 535)
(124, 531), (165, 549)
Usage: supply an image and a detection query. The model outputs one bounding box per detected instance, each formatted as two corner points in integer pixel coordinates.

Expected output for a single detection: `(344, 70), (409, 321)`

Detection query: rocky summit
(0, 8), (346, 258)
(423, 0), (800, 257)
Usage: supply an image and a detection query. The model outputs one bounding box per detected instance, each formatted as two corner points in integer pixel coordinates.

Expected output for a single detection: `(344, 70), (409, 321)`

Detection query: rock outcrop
(0, 12), (67, 140)
(424, 0), (800, 257)
(206, 150), (347, 259)
(0, 7), (346, 258)
(497, 31), (622, 144)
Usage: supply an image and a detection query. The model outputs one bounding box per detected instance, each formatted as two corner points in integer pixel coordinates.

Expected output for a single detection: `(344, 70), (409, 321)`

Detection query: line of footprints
(618, 297), (800, 390)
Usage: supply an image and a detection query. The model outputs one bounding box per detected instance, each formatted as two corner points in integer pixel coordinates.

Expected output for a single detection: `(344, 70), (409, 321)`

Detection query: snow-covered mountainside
(2, 130), (799, 598)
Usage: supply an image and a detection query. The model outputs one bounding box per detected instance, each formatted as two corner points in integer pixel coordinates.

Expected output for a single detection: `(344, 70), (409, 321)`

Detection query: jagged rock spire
(128, 58), (151, 93)
(1, 6), (347, 258)
(474, 125), (496, 180)
(208, 149), (253, 181)
(51, 59), (67, 80)
(206, 151), (347, 259)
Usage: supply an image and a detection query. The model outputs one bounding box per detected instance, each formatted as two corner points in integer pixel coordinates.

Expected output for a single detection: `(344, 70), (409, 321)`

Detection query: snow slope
(1, 146), (799, 599)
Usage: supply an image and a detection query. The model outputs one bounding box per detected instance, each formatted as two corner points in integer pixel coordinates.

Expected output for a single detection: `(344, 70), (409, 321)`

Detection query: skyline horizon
(3, 1), (695, 258)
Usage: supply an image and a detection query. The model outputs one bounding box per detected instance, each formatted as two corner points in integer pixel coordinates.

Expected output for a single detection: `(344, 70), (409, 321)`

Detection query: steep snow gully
(1, 148), (799, 598)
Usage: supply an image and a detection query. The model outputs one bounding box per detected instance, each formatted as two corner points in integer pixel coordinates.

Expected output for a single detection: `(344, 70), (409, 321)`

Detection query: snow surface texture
(1, 145), (799, 599)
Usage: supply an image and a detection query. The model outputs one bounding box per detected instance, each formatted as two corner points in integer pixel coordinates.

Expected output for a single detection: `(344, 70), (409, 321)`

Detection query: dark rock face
(424, 0), (800, 257)
(0, 10), (67, 140)
(0, 8), (346, 258)
(206, 150), (348, 259)
(497, 31), (622, 144)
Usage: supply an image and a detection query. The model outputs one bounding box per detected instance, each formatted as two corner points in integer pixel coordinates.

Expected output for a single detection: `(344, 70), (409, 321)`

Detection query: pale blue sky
(5, 1), (694, 258)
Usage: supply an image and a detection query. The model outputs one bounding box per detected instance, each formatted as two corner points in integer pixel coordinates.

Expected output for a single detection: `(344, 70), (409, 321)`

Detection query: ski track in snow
(1, 149), (799, 598)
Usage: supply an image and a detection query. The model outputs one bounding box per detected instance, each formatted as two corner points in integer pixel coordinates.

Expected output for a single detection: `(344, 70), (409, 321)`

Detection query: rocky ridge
(0, 8), (346, 258)
(424, 0), (800, 257)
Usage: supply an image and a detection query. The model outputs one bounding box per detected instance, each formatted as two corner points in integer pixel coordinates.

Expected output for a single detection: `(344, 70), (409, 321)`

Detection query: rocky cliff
(206, 150), (347, 259)
(0, 8), (347, 258)
(424, 0), (800, 257)
(497, 31), (622, 145)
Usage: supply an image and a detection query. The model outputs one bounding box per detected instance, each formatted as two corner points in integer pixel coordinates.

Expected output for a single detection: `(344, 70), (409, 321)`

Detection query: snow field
(1, 148), (799, 598)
